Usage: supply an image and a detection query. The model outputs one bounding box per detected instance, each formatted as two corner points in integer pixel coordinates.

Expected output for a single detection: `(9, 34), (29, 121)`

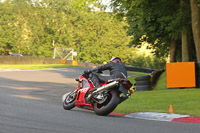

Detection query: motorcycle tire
(135, 80), (151, 85)
(135, 75), (151, 81)
(93, 90), (120, 116)
(63, 92), (76, 110)
(135, 85), (151, 91)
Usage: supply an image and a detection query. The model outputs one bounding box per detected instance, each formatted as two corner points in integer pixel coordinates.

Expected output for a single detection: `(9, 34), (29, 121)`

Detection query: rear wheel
(63, 91), (76, 110)
(93, 90), (120, 116)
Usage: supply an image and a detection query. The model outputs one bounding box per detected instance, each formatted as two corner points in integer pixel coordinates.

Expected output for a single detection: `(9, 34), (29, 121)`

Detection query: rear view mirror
(75, 78), (80, 82)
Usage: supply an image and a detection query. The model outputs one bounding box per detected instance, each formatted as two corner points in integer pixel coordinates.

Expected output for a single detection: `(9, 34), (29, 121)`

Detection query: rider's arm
(90, 62), (112, 72)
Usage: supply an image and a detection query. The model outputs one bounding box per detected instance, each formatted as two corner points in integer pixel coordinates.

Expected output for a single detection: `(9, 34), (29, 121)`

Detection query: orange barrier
(166, 62), (196, 88)
(61, 59), (66, 64)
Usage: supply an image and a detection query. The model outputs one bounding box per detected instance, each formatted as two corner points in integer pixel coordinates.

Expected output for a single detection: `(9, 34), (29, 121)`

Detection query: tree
(0, 0), (165, 68)
(0, 0), (21, 55)
(65, 9), (131, 64)
(191, 0), (200, 62)
(110, 0), (193, 62)
(180, 0), (191, 62)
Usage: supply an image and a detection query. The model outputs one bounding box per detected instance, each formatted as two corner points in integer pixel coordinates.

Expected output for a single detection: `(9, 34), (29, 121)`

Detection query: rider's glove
(84, 69), (91, 74)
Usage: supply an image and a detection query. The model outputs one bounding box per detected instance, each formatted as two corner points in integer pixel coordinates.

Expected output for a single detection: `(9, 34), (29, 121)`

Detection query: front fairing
(75, 75), (94, 110)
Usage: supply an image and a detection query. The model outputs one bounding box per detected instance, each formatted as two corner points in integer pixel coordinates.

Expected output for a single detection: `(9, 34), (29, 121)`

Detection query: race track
(0, 67), (199, 133)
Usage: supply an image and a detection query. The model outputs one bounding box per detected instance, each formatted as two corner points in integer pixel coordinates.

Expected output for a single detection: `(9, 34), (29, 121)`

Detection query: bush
(127, 54), (166, 69)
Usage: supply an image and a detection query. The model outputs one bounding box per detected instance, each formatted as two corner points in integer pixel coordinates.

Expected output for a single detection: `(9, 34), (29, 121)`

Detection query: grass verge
(115, 71), (200, 117)
(114, 89), (200, 116)
(0, 64), (73, 69)
(153, 72), (167, 90)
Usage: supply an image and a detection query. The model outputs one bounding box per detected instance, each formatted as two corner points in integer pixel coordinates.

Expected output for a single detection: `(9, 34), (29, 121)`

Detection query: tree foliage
(110, 0), (197, 62)
(0, 0), (166, 69)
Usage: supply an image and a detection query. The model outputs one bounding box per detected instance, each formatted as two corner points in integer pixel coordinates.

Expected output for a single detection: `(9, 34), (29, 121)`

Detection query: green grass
(115, 71), (200, 117)
(0, 64), (73, 69)
(114, 89), (200, 116)
(153, 72), (167, 90)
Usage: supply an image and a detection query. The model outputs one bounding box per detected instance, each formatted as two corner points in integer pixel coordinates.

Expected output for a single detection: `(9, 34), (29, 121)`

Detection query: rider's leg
(96, 74), (113, 83)
(90, 73), (113, 88)
(89, 73), (101, 88)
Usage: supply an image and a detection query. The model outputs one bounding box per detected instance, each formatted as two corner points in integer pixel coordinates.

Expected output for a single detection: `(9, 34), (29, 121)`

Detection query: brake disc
(94, 93), (108, 104)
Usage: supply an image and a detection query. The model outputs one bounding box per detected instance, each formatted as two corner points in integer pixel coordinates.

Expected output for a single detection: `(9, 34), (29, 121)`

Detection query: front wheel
(93, 90), (120, 116)
(63, 91), (76, 110)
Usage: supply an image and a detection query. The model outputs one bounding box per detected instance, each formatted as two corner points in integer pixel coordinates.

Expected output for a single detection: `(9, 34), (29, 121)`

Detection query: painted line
(0, 69), (25, 72)
(172, 117), (200, 124)
(123, 112), (189, 122)
(111, 112), (200, 124)
(110, 112), (127, 116)
(0, 68), (68, 72)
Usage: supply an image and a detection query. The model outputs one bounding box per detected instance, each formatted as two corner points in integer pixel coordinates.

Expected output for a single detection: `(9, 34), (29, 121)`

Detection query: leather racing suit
(86, 62), (127, 88)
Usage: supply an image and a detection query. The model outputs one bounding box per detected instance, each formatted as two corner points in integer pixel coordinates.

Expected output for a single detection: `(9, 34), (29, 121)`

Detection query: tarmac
(6, 68), (198, 125)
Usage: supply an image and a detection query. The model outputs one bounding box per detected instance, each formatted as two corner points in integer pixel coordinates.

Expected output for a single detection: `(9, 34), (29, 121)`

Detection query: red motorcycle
(62, 73), (133, 116)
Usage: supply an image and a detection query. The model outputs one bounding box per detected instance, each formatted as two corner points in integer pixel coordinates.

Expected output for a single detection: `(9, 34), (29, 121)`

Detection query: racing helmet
(110, 57), (121, 63)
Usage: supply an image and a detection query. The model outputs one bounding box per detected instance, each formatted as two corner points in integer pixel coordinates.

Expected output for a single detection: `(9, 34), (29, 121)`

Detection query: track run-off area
(0, 67), (200, 133)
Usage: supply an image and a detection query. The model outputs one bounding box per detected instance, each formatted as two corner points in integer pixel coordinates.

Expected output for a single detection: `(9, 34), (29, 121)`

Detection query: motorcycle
(62, 72), (133, 116)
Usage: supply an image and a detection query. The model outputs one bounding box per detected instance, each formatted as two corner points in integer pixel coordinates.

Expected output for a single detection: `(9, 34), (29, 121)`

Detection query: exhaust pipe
(93, 81), (119, 93)
(87, 81), (119, 100)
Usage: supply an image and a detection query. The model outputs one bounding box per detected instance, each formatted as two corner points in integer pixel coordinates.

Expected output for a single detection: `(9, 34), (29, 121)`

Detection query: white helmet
(110, 57), (121, 63)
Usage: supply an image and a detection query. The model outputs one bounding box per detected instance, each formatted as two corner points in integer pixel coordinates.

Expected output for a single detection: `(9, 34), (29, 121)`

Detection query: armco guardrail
(0, 56), (97, 68)
(0, 56), (158, 73)
(126, 65), (158, 73)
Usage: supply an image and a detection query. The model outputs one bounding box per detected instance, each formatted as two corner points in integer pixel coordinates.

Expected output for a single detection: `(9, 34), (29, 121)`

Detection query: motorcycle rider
(84, 57), (127, 91)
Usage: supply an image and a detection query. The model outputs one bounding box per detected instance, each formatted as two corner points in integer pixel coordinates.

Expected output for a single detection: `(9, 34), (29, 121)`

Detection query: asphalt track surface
(0, 67), (200, 133)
